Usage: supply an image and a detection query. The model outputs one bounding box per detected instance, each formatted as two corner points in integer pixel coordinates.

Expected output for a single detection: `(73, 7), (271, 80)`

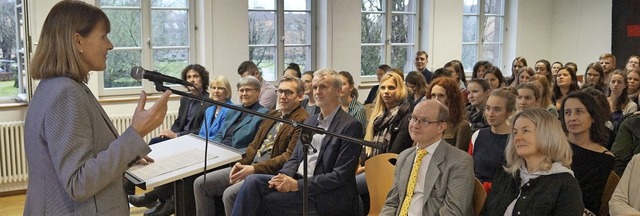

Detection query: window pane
(483, 16), (502, 43)
(391, 14), (414, 43)
(99, 0), (140, 6)
(285, 46), (310, 72)
(250, 47), (277, 81)
(0, 0), (18, 99)
(461, 44), (477, 73)
(249, 11), (276, 45)
(284, 12), (310, 45)
(361, 13), (384, 43)
(285, 0), (310, 10)
(151, 0), (187, 8)
(485, 0), (503, 14)
(361, 46), (384, 76)
(463, 0), (479, 14)
(391, 0), (415, 12)
(152, 49), (189, 79)
(249, 0), (275, 10)
(105, 50), (142, 88)
(362, 0), (384, 12)
(391, 45), (413, 72)
(482, 44), (501, 67)
(104, 9), (141, 47)
(462, 16), (477, 42)
(151, 10), (189, 46)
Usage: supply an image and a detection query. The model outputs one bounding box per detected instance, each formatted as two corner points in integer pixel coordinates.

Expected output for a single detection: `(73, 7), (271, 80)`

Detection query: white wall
(1, 0), (614, 122)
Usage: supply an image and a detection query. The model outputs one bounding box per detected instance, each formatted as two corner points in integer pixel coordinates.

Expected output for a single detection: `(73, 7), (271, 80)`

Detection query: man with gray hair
(193, 75), (309, 215)
(231, 69), (364, 215)
(212, 76), (269, 149)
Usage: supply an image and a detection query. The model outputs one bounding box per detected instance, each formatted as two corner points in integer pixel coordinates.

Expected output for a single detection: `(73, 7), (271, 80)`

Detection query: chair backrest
(473, 178), (487, 216)
(600, 171), (620, 216)
(365, 153), (398, 216)
(364, 103), (375, 121)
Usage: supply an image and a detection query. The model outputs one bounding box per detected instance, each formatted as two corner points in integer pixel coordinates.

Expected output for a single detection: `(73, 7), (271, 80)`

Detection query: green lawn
(0, 80), (17, 98)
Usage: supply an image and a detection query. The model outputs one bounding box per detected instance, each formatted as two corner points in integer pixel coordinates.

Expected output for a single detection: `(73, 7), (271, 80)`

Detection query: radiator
(0, 112), (178, 192)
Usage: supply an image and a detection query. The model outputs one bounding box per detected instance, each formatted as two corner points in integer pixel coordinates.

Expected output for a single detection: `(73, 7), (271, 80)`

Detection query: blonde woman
(198, 76), (234, 140)
(481, 108), (584, 215)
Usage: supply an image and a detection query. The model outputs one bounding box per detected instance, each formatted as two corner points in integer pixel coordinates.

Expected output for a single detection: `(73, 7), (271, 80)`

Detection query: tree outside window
(0, 0), (28, 103)
(361, 0), (417, 77)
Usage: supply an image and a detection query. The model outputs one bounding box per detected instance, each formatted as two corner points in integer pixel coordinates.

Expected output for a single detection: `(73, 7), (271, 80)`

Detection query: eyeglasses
(277, 89), (295, 97)
(237, 88), (257, 94)
(409, 115), (443, 127)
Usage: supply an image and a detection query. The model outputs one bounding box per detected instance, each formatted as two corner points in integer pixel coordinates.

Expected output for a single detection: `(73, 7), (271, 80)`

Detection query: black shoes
(128, 194), (158, 209)
(144, 196), (175, 216)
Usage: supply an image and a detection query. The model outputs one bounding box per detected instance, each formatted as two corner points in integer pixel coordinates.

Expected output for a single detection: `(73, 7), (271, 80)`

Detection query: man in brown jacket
(193, 75), (309, 216)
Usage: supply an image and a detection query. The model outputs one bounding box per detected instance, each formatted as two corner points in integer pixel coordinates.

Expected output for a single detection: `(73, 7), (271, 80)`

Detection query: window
(0, 0), (29, 103)
(462, 0), (504, 73)
(99, 0), (194, 95)
(248, 0), (313, 81)
(361, 0), (417, 77)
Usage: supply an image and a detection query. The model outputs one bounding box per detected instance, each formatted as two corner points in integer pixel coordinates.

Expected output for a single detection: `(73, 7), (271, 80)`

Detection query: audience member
(481, 108), (584, 215)
(364, 64), (392, 104)
(510, 66), (534, 87)
(583, 62), (607, 93)
(237, 60), (277, 110)
(282, 63), (301, 78)
(415, 50), (433, 83)
(561, 92), (614, 214)
(300, 71), (320, 115)
(338, 71), (367, 130)
(609, 154), (640, 215)
(551, 61), (563, 78)
(193, 76), (309, 216)
(483, 66), (505, 90)
(466, 78), (491, 133)
(600, 53), (617, 84)
(626, 55), (640, 73)
(553, 66), (580, 110)
(381, 100), (474, 215)
(516, 82), (541, 112)
(607, 70), (638, 126)
(444, 60), (467, 90)
(611, 115), (640, 176)
(627, 68), (640, 105)
(534, 59), (553, 84)
(428, 77), (471, 152)
(472, 61), (493, 79)
(405, 71), (428, 109)
(529, 74), (558, 117)
(198, 76), (233, 140)
(231, 69), (364, 215)
(508, 57), (527, 86)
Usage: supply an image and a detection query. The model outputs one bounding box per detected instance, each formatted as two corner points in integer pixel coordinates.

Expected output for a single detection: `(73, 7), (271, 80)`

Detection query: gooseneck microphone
(130, 66), (195, 87)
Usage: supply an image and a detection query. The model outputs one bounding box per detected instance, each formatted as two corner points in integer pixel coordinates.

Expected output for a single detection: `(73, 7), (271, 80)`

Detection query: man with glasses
(193, 75), (309, 216)
(231, 69), (364, 215)
(381, 100), (474, 215)
(238, 60), (277, 110)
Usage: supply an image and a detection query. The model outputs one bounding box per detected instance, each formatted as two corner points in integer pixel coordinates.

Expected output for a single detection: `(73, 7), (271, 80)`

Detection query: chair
(472, 178), (487, 216)
(364, 103), (375, 121)
(599, 171), (620, 216)
(365, 153), (398, 216)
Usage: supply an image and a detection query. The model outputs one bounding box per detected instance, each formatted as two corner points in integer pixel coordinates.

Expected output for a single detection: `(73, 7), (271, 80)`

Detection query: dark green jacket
(612, 115), (640, 176)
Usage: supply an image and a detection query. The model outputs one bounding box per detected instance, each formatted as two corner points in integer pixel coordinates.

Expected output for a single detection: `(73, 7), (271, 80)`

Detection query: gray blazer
(381, 140), (475, 216)
(23, 77), (151, 215)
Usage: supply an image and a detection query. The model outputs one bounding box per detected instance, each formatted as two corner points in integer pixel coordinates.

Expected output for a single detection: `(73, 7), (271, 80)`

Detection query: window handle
(147, 38), (151, 47)
(281, 36), (285, 43)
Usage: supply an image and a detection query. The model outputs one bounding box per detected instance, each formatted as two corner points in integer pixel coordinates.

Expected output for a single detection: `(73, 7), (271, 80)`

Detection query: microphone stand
(153, 82), (381, 216)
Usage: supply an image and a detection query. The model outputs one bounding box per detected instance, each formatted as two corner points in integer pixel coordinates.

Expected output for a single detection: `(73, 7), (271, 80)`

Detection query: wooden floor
(0, 189), (160, 216)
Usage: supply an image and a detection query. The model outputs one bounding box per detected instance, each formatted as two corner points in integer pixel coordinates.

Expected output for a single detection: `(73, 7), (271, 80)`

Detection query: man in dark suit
(381, 100), (474, 215)
(231, 69), (364, 216)
(415, 50), (433, 84)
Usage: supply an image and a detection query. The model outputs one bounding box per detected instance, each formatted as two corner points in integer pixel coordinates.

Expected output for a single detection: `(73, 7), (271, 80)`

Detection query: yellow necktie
(399, 149), (428, 216)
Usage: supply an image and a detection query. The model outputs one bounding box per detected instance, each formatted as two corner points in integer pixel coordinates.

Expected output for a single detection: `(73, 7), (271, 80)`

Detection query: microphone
(130, 66), (195, 87)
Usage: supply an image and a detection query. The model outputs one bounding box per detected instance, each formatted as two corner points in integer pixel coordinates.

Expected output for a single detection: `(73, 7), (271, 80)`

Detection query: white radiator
(0, 112), (178, 192)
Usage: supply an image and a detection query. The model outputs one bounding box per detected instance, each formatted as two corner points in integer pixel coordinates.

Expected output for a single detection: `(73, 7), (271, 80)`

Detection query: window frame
(97, 0), (196, 96)
(248, 0), (315, 82)
(360, 0), (420, 82)
(0, 0), (30, 104)
(462, 0), (505, 76)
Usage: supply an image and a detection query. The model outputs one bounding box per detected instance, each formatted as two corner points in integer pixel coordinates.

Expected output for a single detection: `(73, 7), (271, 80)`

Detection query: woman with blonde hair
(428, 77), (471, 151)
(199, 76), (234, 140)
(481, 108), (584, 215)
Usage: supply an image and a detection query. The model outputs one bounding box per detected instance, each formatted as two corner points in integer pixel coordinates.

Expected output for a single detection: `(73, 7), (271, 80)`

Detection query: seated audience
(237, 60), (277, 110)
(581, 87), (616, 149)
(193, 76), (309, 216)
(551, 61), (563, 78)
(231, 69), (364, 216)
(481, 108), (584, 215)
(338, 71), (367, 129)
(561, 92), (614, 214)
(609, 154), (640, 215)
(428, 77), (471, 152)
(553, 66), (580, 110)
(444, 60), (467, 90)
(212, 76), (269, 150)
(608, 70), (638, 128)
(470, 87), (516, 191)
(472, 61), (493, 79)
(415, 50), (433, 83)
(625, 55), (640, 72)
(509, 66), (534, 87)
(611, 115), (640, 176)
(534, 59), (553, 83)
(627, 68), (640, 105)
(283, 62), (301, 78)
(516, 82), (541, 112)
(300, 71), (320, 115)
(381, 100), (474, 215)
(466, 79), (491, 133)
(199, 76), (233, 140)
(483, 66), (506, 90)
(583, 62), (607, 93)
(364, 64), (392, 104)
(405, 71), (428, 109)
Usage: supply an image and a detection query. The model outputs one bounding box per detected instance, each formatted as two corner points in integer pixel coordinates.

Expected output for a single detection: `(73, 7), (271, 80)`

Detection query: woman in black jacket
(481, 108), (584, 216)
